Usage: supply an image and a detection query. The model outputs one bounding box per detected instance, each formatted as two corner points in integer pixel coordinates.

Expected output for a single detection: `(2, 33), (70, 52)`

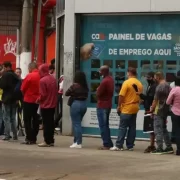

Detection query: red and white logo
(91, 33), (105, 40)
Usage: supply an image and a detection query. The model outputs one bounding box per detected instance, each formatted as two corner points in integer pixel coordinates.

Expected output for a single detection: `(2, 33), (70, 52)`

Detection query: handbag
(143, 114), (154, 133)
(67, 96), (74, 106)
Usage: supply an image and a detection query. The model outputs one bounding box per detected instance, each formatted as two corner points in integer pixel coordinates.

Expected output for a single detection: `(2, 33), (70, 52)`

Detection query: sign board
(80, 15), (179, 138)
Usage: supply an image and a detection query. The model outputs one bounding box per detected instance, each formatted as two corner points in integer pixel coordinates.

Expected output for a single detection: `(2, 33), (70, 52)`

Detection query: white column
(62, 0), (75, 135)
(20, 0), (33, 79)
(20, 52), (32, 79)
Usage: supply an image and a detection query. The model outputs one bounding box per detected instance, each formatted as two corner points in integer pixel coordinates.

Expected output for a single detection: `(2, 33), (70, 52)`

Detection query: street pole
(16, 28), (20, 68)
(20, 0), (33, 78)
(34, 0), (42, 62)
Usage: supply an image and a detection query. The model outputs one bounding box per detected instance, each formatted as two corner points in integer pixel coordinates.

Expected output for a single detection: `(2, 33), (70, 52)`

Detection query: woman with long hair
(167, 76), (180, 155)
(65, 71), (89, 148)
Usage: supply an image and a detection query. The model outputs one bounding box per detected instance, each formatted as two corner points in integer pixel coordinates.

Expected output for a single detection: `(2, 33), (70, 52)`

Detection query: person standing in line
(15, 68), (22, 79)
(96, 65), (114, 150)
(167, 76), (180, 155)
(49, 64), (56, 78)
(0, 62), (19, 140)
(0, 65), (4, 135)
(21, 62), (40, 145)
(169, 70), (180, 143)
(111, 67), (143, 151)
(140, 72), (157, 153)
(55, 75), (64, 132)
(65, 71), (89, 149)
(37, 64), (57, 147)
(150, 72), (173, 154)
(15, 67), (24, 133)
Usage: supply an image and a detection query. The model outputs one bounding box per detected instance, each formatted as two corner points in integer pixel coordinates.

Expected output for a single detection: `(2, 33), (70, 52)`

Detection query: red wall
(46, 31), (56, 65)
(0, 35), (17, 69)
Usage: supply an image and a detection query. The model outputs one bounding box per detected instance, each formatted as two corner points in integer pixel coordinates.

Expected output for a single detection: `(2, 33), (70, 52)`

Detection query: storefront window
(91, 94), (97, 103)
(166, 60), (177, 70)
(141, 60), (151, 71)
(153, 60), (164, 71)
(91, 59), (100, 68)
(91, 83), (100, 92)
(91, 71), (100, 80)
(116, 60), (125, 69)
(128, 60), (138, 68)
(103, 60), (113, 68)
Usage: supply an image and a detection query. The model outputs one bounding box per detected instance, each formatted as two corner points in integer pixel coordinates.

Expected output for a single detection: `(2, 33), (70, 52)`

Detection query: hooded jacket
(0, 70), (19, 104)
(38, 64), (57, 109)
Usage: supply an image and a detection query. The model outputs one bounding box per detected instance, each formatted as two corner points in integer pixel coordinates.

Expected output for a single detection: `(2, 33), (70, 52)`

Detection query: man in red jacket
(96, 65), (114, 150)
(37, 64), (57, 147)
(21, 62), (40, 145)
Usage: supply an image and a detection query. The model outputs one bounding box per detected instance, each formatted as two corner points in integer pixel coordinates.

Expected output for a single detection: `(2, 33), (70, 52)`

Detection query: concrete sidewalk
(0, 133), (178, 180)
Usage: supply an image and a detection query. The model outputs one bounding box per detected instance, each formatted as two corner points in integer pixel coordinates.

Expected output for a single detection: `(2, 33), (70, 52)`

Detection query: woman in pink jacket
(166, 76), (180, 156)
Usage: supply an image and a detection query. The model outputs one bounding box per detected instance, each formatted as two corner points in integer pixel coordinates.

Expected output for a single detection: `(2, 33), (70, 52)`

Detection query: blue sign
(80, 15), (179, 137)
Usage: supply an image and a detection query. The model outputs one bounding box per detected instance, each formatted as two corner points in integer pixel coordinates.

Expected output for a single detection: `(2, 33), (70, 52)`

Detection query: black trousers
(171, 112), (180, 150)
(41, 108), (55, 144)
(23, 102), (39, 142)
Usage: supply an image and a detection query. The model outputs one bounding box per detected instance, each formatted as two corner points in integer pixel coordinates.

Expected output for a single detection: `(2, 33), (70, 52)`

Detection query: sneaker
(38, 142), (51, 147)
(70, 143), (82, 149)
(144, 146), (156, 153)
(13, 136), (18, 141)
(110, 146), (124, 151)
(50, 143), (54, 147)
(163, 147), (174, 154)
(2, 137), (10, 141)
(126, 148), (134, 151)
(98, 146), (111, 150)
(151, 148), (164, 155)
(70, 143), (77, 148)
(55, 127), (60, 131)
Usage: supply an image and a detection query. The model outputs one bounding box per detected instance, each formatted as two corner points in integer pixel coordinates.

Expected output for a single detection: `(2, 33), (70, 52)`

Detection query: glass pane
(115, 72), (125, 81)
(141, 60), (151, 71)
(166, 61), (177, 70)
(91, 59), (100, 68)
(128, 60), (138, 68)
(91, 71), (100, 80)
(116, 60), (125, 69)
(91, 83), (100, 92)
(115, 96), (118, 105)
(103, 60), (113, 68)
(153, 60), (164, 71)
(140, 72), (148, 94)
(91, 94), (97, 103)
(166, 73), (176, 83)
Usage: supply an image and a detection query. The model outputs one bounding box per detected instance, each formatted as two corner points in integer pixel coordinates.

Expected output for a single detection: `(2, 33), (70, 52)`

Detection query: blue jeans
(97, 108), (113, 147)
(70, 100), (87, 144)
(2, 103), (17, 138)
(116, 113), (137, 149)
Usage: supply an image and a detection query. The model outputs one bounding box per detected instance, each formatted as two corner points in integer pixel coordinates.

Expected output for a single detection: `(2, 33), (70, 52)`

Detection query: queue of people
(0, 60), (180, 156)
(66, 65), (180, 156)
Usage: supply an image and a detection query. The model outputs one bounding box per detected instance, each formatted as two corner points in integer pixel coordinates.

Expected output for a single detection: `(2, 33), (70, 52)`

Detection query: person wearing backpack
(0, 62), (19, 140)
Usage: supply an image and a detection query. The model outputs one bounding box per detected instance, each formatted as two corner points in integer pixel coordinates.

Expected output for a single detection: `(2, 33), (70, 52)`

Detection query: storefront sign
(80, 15), (179, 138)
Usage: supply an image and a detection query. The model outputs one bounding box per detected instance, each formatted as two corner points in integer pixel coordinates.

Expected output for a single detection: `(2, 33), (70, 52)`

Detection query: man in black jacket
(141, 72), (157, 153)
(0, 62), (19, 140)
